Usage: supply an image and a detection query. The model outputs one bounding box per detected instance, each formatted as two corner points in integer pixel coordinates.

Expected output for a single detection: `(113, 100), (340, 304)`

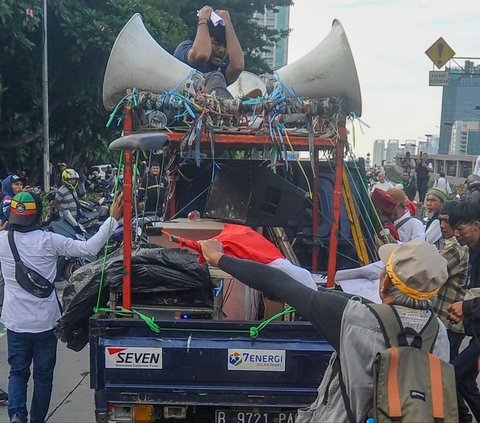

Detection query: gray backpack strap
(368, 304), (439, 353)
(367, 304), (403, 347)
(416, 311), (439, 353)
(394, 216), (412, 230)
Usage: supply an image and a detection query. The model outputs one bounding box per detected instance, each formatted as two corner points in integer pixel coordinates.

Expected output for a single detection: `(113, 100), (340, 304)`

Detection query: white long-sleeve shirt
(0, 217), (118, 333)
(425, 218), (443, 249)
(394, 211), (425, 243)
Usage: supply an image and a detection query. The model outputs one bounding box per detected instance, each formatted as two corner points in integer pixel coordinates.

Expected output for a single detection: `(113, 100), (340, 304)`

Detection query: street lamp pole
(42, 0), (50, 192)
(425, 134), (433, 155)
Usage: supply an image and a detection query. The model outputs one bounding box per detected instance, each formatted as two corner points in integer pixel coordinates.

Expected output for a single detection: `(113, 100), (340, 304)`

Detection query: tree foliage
(0, 0), (291, 185)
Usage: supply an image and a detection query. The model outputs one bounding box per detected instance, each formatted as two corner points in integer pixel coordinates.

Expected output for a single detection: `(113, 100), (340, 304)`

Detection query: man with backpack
(199, 238), (457, 422)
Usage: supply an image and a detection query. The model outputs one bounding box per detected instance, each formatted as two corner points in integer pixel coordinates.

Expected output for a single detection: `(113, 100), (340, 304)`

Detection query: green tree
(0, 0), (291, 186)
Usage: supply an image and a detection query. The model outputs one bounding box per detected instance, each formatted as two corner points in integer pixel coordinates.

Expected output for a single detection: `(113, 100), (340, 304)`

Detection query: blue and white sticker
(228, 349), (286, 372)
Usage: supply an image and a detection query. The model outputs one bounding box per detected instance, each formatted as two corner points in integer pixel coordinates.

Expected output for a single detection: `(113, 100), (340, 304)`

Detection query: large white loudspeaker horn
(276, 19), (362, 116)
(103, 13), (197, 111)
(227, 71), (267, 98)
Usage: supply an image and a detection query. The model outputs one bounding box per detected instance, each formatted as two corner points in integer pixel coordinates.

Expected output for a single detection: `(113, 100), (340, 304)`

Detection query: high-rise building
(403, 140), (417, 155)
(386, 139), (399, 163)
(373, 139), (385, 166)
(450, 121), (480, 155)
(438, 60), (480, 154)
(253, 6), (290, 70)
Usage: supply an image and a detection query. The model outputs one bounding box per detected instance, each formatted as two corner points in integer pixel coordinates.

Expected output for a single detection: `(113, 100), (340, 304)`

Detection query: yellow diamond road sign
(425, 37), (455, 69)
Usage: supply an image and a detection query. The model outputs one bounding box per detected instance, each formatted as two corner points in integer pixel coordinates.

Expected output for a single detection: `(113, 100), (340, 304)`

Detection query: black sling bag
(7, 230), (54, 298)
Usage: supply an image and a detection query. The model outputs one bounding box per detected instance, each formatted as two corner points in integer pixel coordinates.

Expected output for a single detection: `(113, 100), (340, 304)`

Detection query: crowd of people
(365, 156), (480, 422)
(1, 5), (480, 422)
(2, 151), (480, 422)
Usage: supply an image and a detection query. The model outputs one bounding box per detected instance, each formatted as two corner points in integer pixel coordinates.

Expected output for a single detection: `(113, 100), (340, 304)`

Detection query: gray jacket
(295, 300), (449, 423)
(217, 256), (450, 423)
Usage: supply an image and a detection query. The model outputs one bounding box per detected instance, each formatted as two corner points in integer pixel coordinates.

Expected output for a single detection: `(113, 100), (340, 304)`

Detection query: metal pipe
(311, 149), (319, 271)
(42, 0), (50, 192)
(122, 106), (133, 310)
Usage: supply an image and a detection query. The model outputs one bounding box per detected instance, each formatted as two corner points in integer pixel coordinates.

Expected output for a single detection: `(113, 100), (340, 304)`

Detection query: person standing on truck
(174, 5), (244, 98)
(198, 238), (450, 423)
(138, 161), (166, 215)
(0, 191), (123, 423)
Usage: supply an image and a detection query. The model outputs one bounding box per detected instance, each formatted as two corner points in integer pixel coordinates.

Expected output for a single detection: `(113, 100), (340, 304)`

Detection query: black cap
(440, 200), (459, 216)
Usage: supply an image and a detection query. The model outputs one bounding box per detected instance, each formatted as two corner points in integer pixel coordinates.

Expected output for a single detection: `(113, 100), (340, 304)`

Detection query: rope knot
(249, 327), (259, 339)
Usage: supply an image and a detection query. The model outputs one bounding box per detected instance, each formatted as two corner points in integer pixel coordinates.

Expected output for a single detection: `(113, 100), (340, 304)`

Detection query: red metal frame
(326, 125), (347, 288)
(161, 131), (336, 150)
(119, 120), (347, 307)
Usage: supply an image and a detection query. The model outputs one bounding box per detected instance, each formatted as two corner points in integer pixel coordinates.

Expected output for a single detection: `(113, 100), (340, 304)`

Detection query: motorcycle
(46, 210), (97, 282)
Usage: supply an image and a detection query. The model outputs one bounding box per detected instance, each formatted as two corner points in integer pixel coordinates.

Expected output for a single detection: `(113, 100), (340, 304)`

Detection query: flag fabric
(165, 223), (285, 264)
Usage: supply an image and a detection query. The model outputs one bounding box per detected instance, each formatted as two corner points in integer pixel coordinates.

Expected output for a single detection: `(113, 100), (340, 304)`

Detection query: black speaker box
(204, 163), (306, 227)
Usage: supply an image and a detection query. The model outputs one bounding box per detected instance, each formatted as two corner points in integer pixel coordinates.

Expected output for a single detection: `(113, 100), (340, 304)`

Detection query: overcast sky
(288, 0), (480, 157)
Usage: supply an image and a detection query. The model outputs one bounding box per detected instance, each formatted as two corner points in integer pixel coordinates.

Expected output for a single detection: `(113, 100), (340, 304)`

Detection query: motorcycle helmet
(465, 174), (480, 190)
(62, 168), (79, 190)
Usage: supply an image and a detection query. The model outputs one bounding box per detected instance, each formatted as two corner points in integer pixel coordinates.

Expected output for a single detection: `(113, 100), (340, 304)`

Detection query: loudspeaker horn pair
(276, 19), (362, 116)
(103, 14), (267, 109)
(103, 15), (361, 116)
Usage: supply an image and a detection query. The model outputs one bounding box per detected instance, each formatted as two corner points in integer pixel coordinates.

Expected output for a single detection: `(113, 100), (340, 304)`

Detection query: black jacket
(463, 297), (480, 338)
(468, 245), (480, 289)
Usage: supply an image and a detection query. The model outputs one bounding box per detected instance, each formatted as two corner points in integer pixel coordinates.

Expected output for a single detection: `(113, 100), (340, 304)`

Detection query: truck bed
(90, 314), (333, 422)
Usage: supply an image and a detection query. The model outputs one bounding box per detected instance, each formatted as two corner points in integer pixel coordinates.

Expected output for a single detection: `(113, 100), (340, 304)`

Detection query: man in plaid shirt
(433, 201), (473, 423)
(433, 201), (469, 359)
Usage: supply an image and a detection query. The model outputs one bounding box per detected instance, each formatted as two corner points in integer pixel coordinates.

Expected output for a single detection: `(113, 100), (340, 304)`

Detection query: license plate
(215, 409), (296, 423)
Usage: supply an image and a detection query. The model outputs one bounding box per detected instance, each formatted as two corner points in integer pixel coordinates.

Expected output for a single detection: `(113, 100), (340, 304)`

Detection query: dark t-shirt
(138, 174), (166, 213)
(174, 40), (229, 82)
(416, 161), (430, 180)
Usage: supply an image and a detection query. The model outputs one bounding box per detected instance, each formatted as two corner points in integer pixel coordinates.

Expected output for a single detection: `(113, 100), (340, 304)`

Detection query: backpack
(366, 304), (458, 423)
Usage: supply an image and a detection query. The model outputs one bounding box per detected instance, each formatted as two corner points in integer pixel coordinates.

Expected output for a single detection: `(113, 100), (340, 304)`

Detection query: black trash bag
(55, 246), (212, 351)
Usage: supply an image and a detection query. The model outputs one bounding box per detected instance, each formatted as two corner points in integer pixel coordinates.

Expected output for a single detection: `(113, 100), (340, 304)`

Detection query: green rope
(343, 163), (382, 253)
(94, 306), (296, 340)
(248, 307), (295, 339)
(105, 88), (138, 128)
(345, 151), (390, 245)
(93, 151), (124, 313)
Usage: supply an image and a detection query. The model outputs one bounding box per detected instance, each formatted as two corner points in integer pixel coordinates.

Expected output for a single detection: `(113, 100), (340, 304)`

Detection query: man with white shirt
(387, 188), (425, 242)
(371, 171), (394, 192)
(0, 191), (122, 423)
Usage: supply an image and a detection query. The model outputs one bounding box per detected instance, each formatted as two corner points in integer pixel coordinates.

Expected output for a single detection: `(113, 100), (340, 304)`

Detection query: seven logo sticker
(105, 347), (163, 369)
(228, 349), (286, 372)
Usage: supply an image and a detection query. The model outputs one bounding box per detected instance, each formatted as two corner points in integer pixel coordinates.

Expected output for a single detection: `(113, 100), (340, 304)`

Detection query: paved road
(0, 321), (95, 423)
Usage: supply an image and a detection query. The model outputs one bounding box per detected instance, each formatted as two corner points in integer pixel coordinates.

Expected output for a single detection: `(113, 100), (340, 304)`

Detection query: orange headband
(386, 254), (440, 301)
